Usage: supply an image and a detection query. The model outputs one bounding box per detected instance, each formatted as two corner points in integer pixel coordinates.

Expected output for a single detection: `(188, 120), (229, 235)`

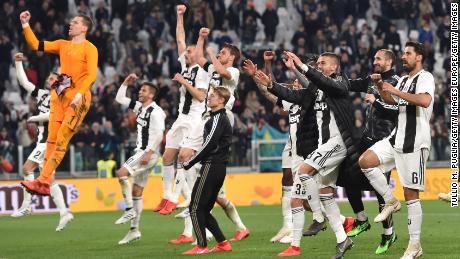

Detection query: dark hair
(77, 14), (93, 34)
(405, 41), (426, 62)
(319, 52), (340, 66)
(141, 81), (159, 99)
(223, 43), (241, 66)
(378, 49), (396, 67)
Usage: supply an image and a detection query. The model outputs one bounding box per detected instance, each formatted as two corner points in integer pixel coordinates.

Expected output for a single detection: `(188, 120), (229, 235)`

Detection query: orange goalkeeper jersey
(23, 26), (98, 95)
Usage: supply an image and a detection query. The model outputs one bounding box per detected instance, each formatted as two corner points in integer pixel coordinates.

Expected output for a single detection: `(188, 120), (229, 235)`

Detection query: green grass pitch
(0, 201), (458, 258)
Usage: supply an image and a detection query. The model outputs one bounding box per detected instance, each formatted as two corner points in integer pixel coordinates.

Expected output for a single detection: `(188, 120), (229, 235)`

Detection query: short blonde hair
(212, 86), (231, 104)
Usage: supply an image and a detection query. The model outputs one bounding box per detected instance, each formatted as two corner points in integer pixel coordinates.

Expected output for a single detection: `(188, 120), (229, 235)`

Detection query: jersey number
(294, 184), (306, 196)
(307, 152), (323, 162)
(411, 172), (419, 184)
(34, 151), (42, 159)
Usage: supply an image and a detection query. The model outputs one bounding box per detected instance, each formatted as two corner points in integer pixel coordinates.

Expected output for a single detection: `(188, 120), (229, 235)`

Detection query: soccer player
(153, 4), (208, 215)
(11, 53), (73, 231)
(255, 51), (357, 258)
(243, 51), (302, 243)
(170, 28), (249, 244)
(19, 11), (98, 195)
(342, 49), (400, 254)
(114, 73), (166, 245)
(359, 41), (435, 259)
(181, 86), (233, 255)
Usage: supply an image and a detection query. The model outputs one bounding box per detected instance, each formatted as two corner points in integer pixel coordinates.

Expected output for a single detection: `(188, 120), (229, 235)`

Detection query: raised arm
(176, 5), (187, 55)
(263, 51), (275, 79)
(195, 28), (210, 68)
(207, 47), (232, 80)
(14, 53), (35, 93)
(116, 73), (137, 106)
(254, 70), (312, 105)
(243, 59), (277, 105)
(173, 73), (207, 102)
(20, 11), (62, 54)
(286, 51), (348, 97)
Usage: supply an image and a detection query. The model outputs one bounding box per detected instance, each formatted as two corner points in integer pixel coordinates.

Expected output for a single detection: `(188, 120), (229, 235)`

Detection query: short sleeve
(195, 67), (209, 90)
(151, 108), (166, 132)
(415, 72), (435, 98)
(129, 100), (142, 113)
(227, 67), (240, 85)
(391, 77), (404, 103)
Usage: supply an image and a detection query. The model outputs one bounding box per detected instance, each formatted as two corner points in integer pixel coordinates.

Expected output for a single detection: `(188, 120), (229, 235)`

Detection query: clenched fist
(20, 11), (31, 24)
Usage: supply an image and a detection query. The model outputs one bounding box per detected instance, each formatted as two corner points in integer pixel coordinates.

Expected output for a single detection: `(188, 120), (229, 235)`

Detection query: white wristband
(22, 23), (30, 29)
(301, 64), (309, 72)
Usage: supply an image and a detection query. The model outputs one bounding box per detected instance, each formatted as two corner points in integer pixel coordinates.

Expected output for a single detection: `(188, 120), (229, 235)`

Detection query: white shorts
(123, 151), (159, 187)
(291, 173), (305, 199)
(305, 135), (347, 177)
(370, 138), (429, 191)
(181, 110), (234, 151)
(27, 143), (46, 165)
(165, 114), (200, 149)
(281, 141), (292, 169)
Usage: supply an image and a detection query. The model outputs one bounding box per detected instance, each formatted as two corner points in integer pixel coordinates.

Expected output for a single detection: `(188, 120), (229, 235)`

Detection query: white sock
(407, 199), (422, 245)
(22, 173), (34, 208)
(205, 228), (213, 239)
(131, 196), (143, 229)
(362, 168), (394, 203)
(222, 200), (246, 230)
(186, 167), (197, 190)
(356, 211), (368, 221)
(282, 186), (293, 229)
(291, 206), (304, 247)
(298, 174), (324, 223)
(340, 214), (346, 224)
(183, 215), (193, 237)
(119, 176), (133, 208)
(321, 193), (347, 243)
(181, 179), (191, 201)
(171, 168), (186, 203)
(50, 183), (67, 216)
(384, 227), (393, 235)
(162, 165), (175, 200)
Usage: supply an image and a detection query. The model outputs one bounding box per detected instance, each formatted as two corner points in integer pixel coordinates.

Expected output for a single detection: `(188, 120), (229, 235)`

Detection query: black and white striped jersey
(389, 70), (435, 153)
(204, 63), (239, 111)
(313, 89), (341, 145)
(178, 52), (209, 115)
(30, 87), (50, 143)
(281, 100), (301, 146)
(129, 100), (166, 152)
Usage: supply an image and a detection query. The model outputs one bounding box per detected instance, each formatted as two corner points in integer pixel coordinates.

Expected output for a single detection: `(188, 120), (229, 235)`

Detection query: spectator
(436, 15), (450, 54)
(384, 24), (402, 54)
(97, 151), (117, 178)
(261, 1), (278, 42)
(418, 21), (434, 44)
(241, 16), (257, 45)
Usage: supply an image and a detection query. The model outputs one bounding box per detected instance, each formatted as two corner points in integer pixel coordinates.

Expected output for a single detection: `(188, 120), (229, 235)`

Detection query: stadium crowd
(0, 0), (452, 174)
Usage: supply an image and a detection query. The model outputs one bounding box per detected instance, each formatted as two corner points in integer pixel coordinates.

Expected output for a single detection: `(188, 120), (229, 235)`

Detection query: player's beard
(373, 65), (383, 73)
(402, 61), (415, 72)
